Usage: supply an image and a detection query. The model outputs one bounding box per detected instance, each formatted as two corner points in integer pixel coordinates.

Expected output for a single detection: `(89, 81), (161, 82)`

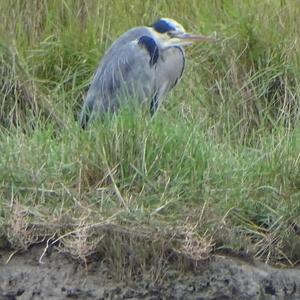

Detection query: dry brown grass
(5, 198), (214, 280)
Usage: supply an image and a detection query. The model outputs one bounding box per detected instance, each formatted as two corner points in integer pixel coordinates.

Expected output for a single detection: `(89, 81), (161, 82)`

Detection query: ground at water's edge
(0, 245), (299, 300)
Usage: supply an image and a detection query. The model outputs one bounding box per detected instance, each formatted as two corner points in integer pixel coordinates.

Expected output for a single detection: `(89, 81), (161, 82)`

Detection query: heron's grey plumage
(80, 27), (157, 127)
(151, 46), (185, 114)
(80, 18), (213, 128)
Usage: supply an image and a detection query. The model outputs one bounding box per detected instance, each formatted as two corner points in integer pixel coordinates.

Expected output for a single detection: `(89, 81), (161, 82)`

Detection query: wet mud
(0, 245), (300, 300)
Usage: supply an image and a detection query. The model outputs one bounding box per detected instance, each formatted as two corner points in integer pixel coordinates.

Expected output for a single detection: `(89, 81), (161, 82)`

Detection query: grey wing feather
(80, 27), (155, 127)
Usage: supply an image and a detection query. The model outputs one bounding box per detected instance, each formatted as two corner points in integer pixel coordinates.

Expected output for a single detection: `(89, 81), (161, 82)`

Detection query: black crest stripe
(138, 36), (159, 66)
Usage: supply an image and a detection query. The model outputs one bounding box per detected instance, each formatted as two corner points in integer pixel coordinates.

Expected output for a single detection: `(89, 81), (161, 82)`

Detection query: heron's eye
(168, 31), (177, 38)
(168, 30), (185, 38)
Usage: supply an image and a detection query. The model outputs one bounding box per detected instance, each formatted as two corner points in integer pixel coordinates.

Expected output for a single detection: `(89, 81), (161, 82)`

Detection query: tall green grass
(0, 0), (299, 269)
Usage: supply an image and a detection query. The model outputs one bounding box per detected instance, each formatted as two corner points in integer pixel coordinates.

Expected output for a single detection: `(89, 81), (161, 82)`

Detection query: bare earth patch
(0, 244), (300, 300)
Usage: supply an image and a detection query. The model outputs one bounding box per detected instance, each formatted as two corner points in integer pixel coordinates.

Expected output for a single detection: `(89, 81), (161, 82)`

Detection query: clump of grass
(0, 0), (300, 273)
(0, 42), (70, 130)
(0, 43), (37, 127)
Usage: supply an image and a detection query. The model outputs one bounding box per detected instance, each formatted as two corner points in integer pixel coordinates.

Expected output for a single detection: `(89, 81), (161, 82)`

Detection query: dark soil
(0, 244), (299, 300)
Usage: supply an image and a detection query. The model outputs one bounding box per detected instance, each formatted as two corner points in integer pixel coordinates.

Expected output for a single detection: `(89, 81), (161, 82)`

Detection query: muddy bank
(0, 245), (299, 300)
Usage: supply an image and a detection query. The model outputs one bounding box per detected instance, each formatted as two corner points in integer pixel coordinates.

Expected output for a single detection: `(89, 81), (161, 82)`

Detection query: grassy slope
(0, 0), (300, 273)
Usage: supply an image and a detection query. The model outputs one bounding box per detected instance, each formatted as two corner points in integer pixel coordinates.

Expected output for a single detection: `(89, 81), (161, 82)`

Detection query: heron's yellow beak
(175, 32), (217, 43)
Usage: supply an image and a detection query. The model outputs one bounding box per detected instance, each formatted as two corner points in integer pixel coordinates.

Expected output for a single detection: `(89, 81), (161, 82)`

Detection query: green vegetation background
(0, 0), (299, 271)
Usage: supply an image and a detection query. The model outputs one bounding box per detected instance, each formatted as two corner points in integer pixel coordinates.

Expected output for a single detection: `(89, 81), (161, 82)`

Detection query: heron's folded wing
(80, 40), (156, 126)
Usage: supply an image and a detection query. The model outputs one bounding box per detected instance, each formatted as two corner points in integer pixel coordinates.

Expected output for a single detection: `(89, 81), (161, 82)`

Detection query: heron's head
(151, 18), (215, 48)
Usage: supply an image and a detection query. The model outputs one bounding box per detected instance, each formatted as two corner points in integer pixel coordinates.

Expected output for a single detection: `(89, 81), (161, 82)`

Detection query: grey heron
(80, 18), (215, 128)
